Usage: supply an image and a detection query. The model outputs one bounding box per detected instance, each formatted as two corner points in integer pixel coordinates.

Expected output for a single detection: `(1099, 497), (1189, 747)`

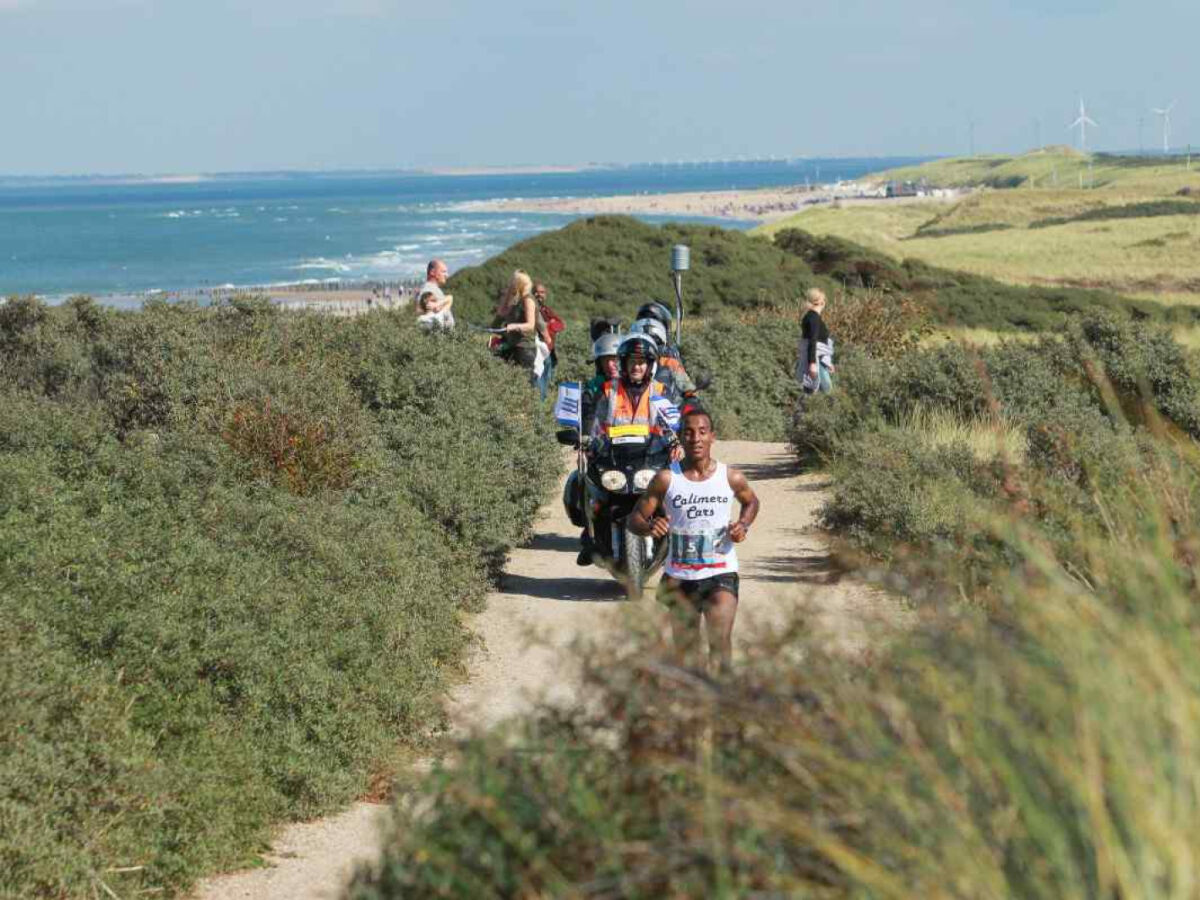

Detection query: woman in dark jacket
(795, 287), (834, 393)
(492, 270), (539, 377)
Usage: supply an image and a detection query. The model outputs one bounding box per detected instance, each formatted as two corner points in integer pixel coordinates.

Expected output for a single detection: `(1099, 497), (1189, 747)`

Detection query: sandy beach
(454, 181), (959, 223)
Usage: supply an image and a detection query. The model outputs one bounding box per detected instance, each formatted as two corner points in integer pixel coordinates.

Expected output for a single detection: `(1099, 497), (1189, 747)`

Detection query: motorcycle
(557, 423), (670, 596)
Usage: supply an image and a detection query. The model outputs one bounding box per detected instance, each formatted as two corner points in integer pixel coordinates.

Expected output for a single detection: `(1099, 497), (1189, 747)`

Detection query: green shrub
(818, 425), (999, 554)
(796, 312), (1199, 586)
(0, 301), (558, 897)
(774, 228), (908, 290)
(911, 222), (1014, 238)
(446, 215), (823, 325)
(1030, 198), (1200, 229)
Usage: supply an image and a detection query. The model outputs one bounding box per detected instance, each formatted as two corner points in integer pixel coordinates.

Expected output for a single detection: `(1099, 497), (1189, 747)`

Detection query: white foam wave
(293, 258), (354, 273)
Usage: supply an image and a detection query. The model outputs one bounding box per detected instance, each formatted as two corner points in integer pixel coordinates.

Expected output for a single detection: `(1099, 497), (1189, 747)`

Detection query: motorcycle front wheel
(622, 527), (654, 598)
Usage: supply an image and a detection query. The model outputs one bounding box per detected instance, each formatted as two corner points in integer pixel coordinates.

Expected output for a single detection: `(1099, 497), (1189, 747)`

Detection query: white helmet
(630, 317), (668, 349)
(590, 331), (623, 361)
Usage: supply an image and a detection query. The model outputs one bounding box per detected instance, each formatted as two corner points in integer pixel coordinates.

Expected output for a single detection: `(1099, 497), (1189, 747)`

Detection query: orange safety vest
(601, 379), (669, 444)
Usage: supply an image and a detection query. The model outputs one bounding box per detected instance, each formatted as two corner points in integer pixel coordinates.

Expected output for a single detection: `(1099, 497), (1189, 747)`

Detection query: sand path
(193, 441), (890, 900)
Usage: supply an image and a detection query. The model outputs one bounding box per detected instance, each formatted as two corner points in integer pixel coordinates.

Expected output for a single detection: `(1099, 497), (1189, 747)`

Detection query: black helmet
(636, 301), (673, 328)
(617, 333), (659, 366)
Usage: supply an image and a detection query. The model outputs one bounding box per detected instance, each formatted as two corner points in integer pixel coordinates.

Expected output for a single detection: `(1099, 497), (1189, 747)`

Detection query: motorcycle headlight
(632, 468), (658, 491)
(600, 469), (628, 492)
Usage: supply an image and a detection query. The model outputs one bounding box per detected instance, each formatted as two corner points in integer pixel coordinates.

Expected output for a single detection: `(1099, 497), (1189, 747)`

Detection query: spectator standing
(416, 259), (455, 329)
(533, 281), (565, 400)
(492, 270), (539, 382)
(796, 287), (834, 393)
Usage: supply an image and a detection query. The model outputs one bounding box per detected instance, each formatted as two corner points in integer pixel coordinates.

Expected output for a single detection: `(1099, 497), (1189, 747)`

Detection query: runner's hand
(649, 517), (670, 539)
(728, 521), (749, 543)
(669, 444), (684, 462)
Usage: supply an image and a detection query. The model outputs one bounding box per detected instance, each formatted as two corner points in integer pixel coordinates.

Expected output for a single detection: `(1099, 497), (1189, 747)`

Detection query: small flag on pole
(555, 382), (582, 428)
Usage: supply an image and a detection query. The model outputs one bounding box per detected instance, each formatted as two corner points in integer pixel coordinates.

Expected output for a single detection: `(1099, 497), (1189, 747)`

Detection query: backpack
(541, 303), (566, 339)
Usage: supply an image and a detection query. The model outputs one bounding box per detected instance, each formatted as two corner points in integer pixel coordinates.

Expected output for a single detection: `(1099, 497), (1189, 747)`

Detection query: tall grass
(340, 306), (1200, 898)
(899, 403), (1027, 464)
(345, 445), (1200, 899)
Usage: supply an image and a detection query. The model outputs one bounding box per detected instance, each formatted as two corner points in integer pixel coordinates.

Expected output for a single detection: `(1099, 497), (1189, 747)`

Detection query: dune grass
(897, 403), (1027, 464)
(755, 179), (1200, 306)
(873, 146), (1200, 194)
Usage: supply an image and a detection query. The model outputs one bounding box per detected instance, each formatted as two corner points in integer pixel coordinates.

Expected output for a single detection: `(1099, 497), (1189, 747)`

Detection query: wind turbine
(1153, 101), (1176, 154)
(1069, 97), (1097, 151)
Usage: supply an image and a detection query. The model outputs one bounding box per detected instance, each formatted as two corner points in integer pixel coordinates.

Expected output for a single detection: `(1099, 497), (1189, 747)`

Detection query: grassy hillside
(756, 150), (1200, 308)
(445, 215), (816, 323)
(871, 146), (1200, 193)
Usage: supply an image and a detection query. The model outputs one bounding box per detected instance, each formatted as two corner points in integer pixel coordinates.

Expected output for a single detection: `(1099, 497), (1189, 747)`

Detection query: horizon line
(0, 153), (943, 183)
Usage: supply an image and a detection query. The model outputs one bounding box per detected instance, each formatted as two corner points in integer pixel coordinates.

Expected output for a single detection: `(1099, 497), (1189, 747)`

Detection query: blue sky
(0, 0), (1195, 174)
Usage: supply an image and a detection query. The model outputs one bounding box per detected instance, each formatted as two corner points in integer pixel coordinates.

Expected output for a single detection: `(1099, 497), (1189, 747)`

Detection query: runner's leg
(702, 589), (738, 674)
(659, 579), (702, 667)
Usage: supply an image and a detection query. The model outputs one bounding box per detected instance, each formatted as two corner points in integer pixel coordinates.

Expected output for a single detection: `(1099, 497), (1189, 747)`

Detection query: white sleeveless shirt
(662, 462), (739, 580)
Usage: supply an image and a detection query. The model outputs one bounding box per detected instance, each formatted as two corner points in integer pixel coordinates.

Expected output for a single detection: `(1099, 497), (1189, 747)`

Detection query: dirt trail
(193, 441), (892, 900)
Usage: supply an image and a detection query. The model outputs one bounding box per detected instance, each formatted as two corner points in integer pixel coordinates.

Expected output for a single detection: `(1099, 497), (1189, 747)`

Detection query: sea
(0, 157), (926, 302)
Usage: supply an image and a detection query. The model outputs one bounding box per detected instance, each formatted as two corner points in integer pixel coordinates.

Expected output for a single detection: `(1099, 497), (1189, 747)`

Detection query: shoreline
(454, 181), (963, 222)
(16, 280), (422, 312)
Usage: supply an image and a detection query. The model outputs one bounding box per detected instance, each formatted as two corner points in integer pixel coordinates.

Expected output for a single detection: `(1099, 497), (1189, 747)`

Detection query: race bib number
(670, 529), (729, 570)
(609, 423), (650, 445)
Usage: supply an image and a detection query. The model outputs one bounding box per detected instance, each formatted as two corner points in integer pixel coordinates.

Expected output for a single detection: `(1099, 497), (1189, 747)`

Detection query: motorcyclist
(630, 317), (691, 403)
(634, 301), (697, 397)
(576, 333), (682, 566)
(637, 301), (681, 357)
(580, 331), (622, 437)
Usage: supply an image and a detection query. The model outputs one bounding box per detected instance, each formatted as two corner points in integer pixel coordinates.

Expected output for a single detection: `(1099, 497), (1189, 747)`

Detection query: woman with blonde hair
(795, 287), (834, 393)
(492, 269), (539, 377)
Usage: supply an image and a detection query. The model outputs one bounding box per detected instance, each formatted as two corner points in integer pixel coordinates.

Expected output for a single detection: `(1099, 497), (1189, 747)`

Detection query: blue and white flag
(555, 382), (582, 428)
(651, 396), (681, 432)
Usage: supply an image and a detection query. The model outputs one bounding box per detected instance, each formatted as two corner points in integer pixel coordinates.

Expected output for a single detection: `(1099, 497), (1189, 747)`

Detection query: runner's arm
(726, 467), (759, 543)
(629, 470), (671, 538)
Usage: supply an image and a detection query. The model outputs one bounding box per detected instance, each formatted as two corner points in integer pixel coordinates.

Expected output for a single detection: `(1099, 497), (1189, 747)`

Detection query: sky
(0, 0), (1196, 175)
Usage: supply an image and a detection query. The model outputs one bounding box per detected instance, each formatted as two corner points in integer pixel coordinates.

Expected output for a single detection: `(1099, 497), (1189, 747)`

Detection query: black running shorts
(657, 573), (740, 610)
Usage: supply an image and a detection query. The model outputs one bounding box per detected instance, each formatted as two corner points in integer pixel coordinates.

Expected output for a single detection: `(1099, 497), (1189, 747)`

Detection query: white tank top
(662, 462), (739, 580)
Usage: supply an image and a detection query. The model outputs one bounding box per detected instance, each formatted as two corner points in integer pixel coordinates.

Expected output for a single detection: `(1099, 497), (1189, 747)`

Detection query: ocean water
(0, 158), (925, 298)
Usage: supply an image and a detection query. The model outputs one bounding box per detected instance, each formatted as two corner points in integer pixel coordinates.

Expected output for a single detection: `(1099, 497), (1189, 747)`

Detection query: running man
(629, 407), (759, 673)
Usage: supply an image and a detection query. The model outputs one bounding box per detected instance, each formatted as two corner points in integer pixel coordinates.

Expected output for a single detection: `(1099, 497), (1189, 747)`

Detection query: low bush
(346, 445), (1200, 898)
(0, 301), (558, 897)
(817, 425), (999, 554)
(445, 215), (824, 324)
(1030, 198), (1200, 229)
(911, 222), (1015, 239)
(794, 310), (1197, 595)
